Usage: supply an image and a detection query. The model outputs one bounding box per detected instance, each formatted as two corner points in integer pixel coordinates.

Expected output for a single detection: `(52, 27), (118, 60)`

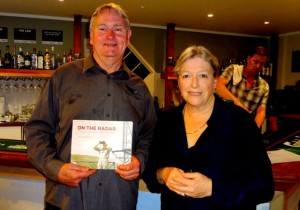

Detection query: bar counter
(266, 130), (300, 210)
(1, 131), (300, 209)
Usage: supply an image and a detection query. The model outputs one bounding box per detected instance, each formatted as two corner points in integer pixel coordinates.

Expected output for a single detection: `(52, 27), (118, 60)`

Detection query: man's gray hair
(89, 3), (131, 31)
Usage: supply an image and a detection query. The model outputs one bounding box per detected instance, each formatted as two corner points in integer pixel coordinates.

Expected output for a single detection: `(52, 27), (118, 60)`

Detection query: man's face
(246, 54), (267, 76)
(89, 9), (131, 64)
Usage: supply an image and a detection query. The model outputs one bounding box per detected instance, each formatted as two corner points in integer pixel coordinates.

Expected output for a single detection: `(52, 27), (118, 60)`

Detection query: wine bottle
(0, 50), (4, 68)
(55, 53), (62, 68)
(62, 50), (67, 64)
(67, 49), (73, 62)
(31, 48), (38, 70)
(37, 50), (44, 70)
(43, 48), (50, 70)
(3, 45), (12, 68)
(50, 46), (56, 70)
(24, 51), (32, 69)
(11, 45), (17, 69)
(17, 46), (25, 69)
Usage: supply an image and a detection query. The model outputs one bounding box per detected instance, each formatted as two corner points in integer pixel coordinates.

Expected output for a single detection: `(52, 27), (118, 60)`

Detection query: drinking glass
(12, 77), (19, 92)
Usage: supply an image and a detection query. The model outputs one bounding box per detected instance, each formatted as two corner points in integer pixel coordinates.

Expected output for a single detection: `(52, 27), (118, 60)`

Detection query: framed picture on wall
(291, 50), (300, 72)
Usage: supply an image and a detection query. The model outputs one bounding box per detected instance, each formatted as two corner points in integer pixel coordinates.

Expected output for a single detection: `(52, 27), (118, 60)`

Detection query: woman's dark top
(143, 94), (274, 210)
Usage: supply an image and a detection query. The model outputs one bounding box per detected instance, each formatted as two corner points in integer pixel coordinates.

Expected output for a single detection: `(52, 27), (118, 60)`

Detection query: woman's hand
(179, 172), (212, 198)
(157, 167), (212, 198)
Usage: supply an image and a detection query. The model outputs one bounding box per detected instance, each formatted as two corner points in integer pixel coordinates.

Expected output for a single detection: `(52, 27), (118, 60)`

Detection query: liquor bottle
(17, 46), (25, 69)
(50, 46), (56, 70)
(55, 53), (62, 68)
(43, 48), (50, 70)
(11, 45), (17, 69)
(3, 45), (12, 68)
(31, 48), (38, 69)
(62, 50), (67, 64)
(0, 50), (4, 68)
(264, 59), (272, 78)
(74, 53), (81, 60)
(37, 50), (44, 70)
(67, 49), (73, 62)
(24, 52), (32, 69)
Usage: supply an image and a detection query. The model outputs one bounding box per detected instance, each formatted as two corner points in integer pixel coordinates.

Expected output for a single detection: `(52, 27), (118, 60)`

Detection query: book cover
(71, 120), (133, 169)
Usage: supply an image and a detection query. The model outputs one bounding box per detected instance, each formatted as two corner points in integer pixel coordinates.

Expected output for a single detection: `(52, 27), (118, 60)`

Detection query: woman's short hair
(173, 45), (219, 78)
(89, 3), (131, 31)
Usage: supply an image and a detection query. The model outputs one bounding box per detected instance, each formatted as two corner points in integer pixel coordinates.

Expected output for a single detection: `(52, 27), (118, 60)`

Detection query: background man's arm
(254, 105), (266, 128)
(216, 77), (250, 112)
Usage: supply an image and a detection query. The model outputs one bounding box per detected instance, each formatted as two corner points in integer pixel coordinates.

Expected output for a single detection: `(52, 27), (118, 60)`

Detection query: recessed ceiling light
(264, 21), (270, 25)
(139, 5), (145, 9)
(207, 14), (214, 18)
(59, 0), (64, 2)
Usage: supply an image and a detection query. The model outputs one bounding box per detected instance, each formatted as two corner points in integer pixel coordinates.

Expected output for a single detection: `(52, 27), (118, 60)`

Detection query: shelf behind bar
(0, 122), (25, 127)
(0, 69), (55, 78)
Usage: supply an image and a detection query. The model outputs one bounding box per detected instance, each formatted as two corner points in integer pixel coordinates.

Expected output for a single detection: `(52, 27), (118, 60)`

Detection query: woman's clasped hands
(157, 167), (212, 198)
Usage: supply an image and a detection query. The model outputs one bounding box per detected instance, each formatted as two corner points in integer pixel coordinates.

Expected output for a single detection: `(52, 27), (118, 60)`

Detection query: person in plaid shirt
(215, 46), (269, 128)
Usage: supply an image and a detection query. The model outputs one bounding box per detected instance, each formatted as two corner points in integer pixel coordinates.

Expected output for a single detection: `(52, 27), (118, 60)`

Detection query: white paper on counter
(267, 149), (300, 164)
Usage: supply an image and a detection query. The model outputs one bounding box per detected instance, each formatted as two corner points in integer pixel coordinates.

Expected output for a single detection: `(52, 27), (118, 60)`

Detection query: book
(71, 120), (133, 169)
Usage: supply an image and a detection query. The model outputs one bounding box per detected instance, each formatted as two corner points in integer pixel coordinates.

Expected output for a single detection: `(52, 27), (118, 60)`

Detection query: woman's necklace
(183, 105), (207, 135)
(186, 123), (207, 134)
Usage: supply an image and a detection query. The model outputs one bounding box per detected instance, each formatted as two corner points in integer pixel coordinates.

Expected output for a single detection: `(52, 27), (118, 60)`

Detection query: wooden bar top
(0, 122), (25, 127)
(0, 150), (33, 168)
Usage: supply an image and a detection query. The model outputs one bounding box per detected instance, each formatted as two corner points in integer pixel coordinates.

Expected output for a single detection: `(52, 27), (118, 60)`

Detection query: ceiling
(1, 0), (300, 36)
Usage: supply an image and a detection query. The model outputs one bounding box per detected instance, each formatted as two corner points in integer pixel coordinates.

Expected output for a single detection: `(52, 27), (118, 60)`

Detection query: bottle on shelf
(50, 46), (56, 70)
(67, 49), (74, 62)
(261, 59), (272, 79)
(74, 53), (81, 60)
(62, 50), (67, 64)
(55, 53), (62, 68)
(37, 50), (44, 70)
(31, 48), (38, 70)
(265, 59), (272, 78)
(44, 48), (51, 70)
(11, 45), (17, 69)
(0, 50), (4, 68)
(17, 46), (25, 69)
(3, 45), (12, 68)
(24, 52), (32, 69)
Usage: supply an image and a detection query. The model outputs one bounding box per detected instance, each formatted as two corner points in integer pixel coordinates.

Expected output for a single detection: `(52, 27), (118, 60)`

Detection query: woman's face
(178, 57), (216, 108)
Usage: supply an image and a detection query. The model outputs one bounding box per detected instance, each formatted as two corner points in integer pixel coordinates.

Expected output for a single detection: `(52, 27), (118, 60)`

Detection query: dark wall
(0, 15), (86, 58)
(175, 31), (268, 62)
(1, 15), (269, 73)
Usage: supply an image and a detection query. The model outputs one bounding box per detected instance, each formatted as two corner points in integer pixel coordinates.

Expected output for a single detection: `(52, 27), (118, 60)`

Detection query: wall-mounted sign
(0, 27), (8, 42)
(14, 28), (36, 44)
(42, 30), (63, 45)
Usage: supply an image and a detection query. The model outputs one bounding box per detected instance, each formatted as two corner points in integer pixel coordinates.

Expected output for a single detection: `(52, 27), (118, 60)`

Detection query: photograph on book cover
(71, 120), (133, 169)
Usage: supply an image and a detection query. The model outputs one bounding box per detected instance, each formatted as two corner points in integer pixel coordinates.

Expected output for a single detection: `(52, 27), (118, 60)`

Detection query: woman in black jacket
(143, 45), (274, 210)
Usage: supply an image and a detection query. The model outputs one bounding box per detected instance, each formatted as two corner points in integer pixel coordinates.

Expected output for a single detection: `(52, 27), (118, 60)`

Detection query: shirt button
(106, 114), (110, 118)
